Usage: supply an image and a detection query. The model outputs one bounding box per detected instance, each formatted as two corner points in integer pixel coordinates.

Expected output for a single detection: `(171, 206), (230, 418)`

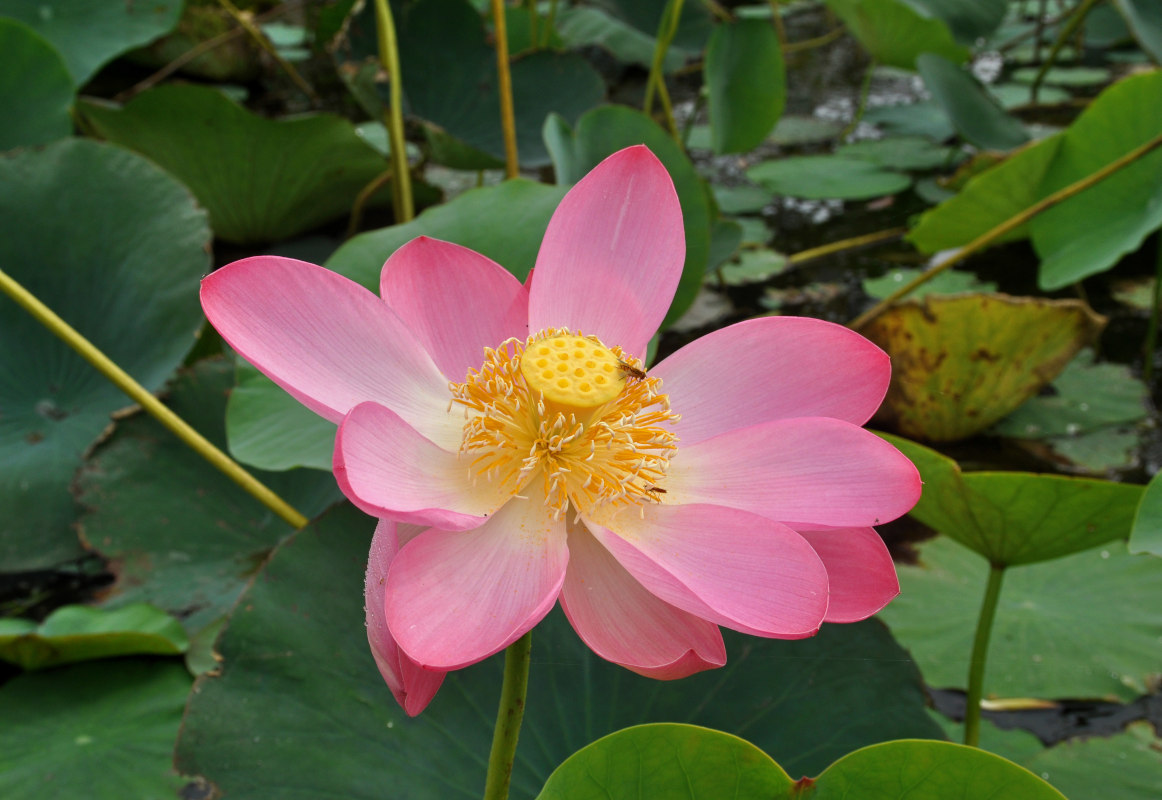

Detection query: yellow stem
(492, 0), (521, 179)
(1029, 0), (1100, 103)
(849, 129), (1162, 330)
(216, 0), (318, 102)
(347, 167), (396, 239)
(0, 267), (309, 531)
(766, 0), (787, 45)
(786, 226), (907, 267)
(374, 0), (414, 221)
(644, 0), (685, 118)
(784, 25), (845, 53)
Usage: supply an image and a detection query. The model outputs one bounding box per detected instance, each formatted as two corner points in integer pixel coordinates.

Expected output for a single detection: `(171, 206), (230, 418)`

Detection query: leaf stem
(964, 563), (1005, 747)
(849, 129), (1162, 330)
(0, 267), (309, 530)
(216, 0), (318, 103)
(1029, 0), (1100, 103)
(492, 0), (521, 179)
(374, 0), (414, 221)
(644, 0), (685, 142)
(785, 226), (907, 268)
(482, 632), (533, 800)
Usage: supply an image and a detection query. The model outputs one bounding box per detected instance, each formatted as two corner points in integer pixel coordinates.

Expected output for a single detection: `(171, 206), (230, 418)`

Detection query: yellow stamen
(449, 328), (679, 519)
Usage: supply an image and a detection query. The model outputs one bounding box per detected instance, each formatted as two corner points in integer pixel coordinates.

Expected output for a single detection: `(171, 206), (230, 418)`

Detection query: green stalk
(373, 0), (414, 221)
(492, 0), (521, 179)
(1144, 239), (1162, 384)
(644, 0), (685, 121)
(964, 564), (1006, 747)
(482, 632), (533, 800)
(0, 267), (309, 530)
(1030, 0), (1100, 103)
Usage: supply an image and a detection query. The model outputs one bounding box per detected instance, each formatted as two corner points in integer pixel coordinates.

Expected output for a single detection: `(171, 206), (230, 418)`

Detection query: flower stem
(849, 129), (1162, 330)
(644, 0), (684, 138)
(964, 563), (1005, 747)
(491, 0), (521, 179)
(373, 0), (414, 222)
(482, 632), (533, 800)
(0, 267), (310, 531)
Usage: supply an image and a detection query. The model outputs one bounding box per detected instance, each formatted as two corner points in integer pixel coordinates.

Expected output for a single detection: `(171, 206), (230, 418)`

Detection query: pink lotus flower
(201, 146), (920, 716)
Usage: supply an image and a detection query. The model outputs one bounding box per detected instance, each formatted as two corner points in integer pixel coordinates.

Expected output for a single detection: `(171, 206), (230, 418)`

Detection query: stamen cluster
(449, 329), (679, 519)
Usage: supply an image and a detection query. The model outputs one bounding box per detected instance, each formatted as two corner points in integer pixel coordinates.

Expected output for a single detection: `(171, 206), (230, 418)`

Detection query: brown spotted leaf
(863, 293), (1105, 442)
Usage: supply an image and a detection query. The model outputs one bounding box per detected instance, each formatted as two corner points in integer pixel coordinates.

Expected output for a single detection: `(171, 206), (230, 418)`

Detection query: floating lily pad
(0, 18), (74, 151)
(863, 293), (1106, 442)
(1011, 66), (1113, 87)
(825, 0), (969, 68)
(769, 115), (845, 145)
(175, 503), (941, 797)
(838, 135), (964, 171)
(0, 660), (191, 799)
(1111, 277), (1155, 311)
(545, 106), (712, 329)
(733, 216), (770, 246)
(704, 18), (785, 154)
(748, 155), (912, 200)
(0, 603), (187, 671)
(712, 184), (770, 215)
(1, 0), (183, 84)
(717, 248), (788, 285)
(879, 536), (1162, 701)
(79, 84), (391, 244)
(862, 267), (997, 300)
(1024, 722), (1162, 800)
(865, 101), (957, 141)
(75, 359), (342, 642)
(990, 83), (1071, 109)
(539, 727), (1064, 800)
(918, 53), (1030, 151)
(0, 139), (210, 571)
(883, 434), (1143, 566)
(995, 350), (1149, 438)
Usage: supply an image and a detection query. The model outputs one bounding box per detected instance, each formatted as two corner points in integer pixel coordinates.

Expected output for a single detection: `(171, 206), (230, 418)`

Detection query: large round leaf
(1030, 71), (1162, 290)
(79, 84), (392, 244)
(747, 155), (912, 200)
(1, 0), (182, 85)
(537, 727), (1064, 799)
(704, 18), (786, 155)
(75, 359), (341, 644)
(174, 503), (941, 798)
(0, 138), (210, 571)
(903, 0), (1009, 42)
(543, 105), (712, 329)
(880, 536), (1162, 701)
(0, 660), (191, 799)
(883, 434), (1143, 566)
(0, 18), (74, 151)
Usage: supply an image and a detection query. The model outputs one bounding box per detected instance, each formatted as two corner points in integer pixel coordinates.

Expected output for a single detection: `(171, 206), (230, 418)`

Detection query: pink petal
(386, 496), (568, 670)
(798, 527), (900, 623)
(652, 317), (891, 444)
(366, 519), (445, 716)
(201, 256), (457, 448)
(379, 237), (530, 381)
(665, 417), (921, 528)
(560, 521), (725, 680)
(334, 401), (509, 530)
(584, 503), (828, 639)
(527, 146), (685, 358)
